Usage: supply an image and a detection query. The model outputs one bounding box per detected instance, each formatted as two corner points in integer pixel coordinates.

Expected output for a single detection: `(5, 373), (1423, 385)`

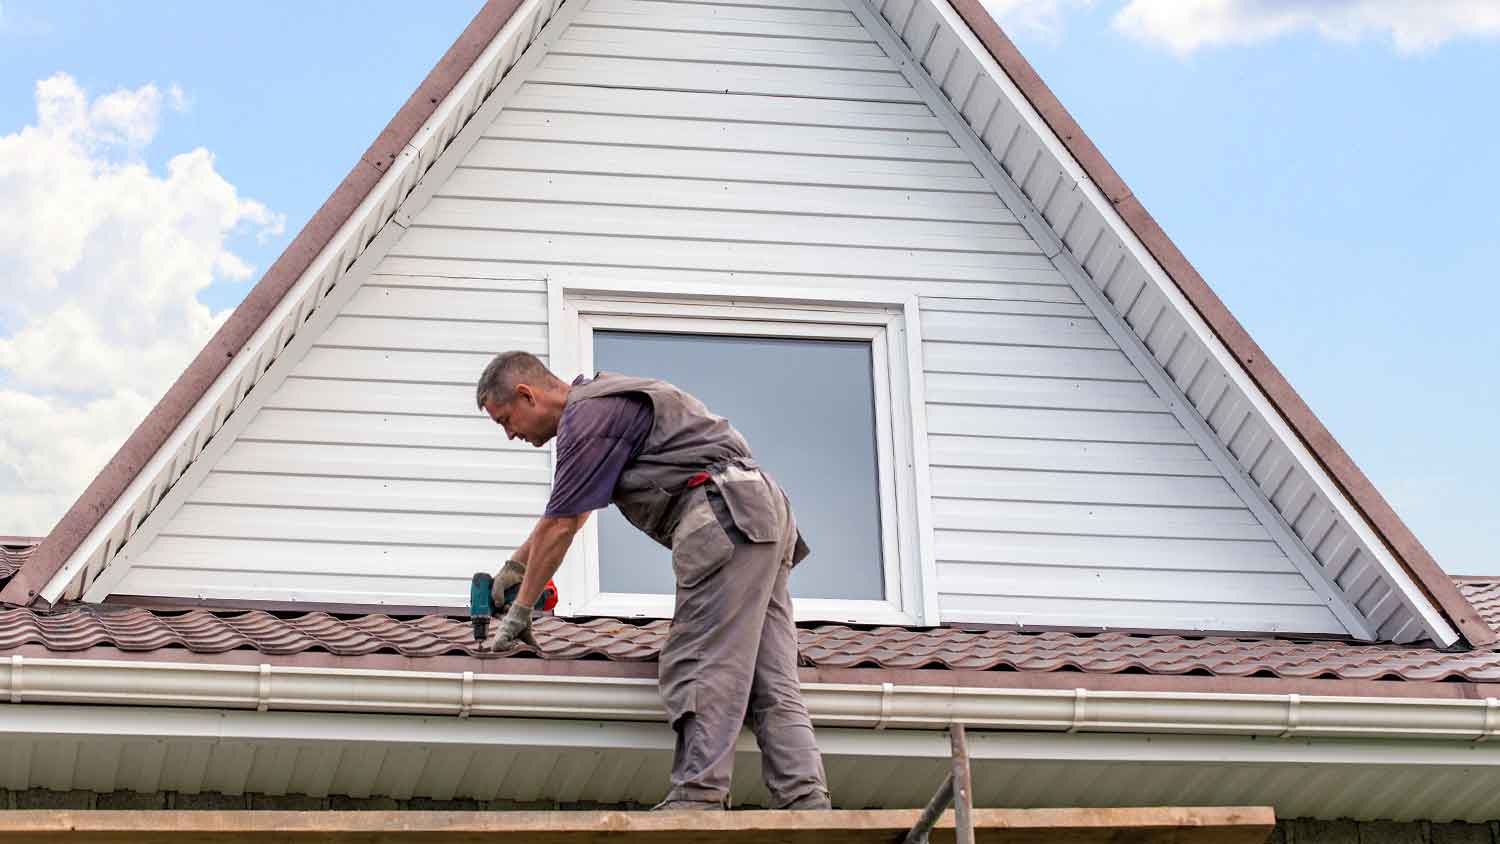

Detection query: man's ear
(514, 384), (536, 406)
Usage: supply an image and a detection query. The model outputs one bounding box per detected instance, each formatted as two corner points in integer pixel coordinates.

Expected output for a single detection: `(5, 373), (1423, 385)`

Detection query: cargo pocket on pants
(670, 488), (735, 588)
(717, 470), (780, 543)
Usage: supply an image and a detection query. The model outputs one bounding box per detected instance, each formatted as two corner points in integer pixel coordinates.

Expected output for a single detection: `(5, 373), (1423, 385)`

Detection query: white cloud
(981, 0), (1094, 43)
(0, 73), (283, 536)
(1115, 0), (1500, 55)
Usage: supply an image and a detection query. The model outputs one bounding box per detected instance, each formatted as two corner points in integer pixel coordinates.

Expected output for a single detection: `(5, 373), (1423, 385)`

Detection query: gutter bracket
(876, 682), (894, 730)
(1279, 693), (1300, 738)
(460, 671), (475, 719)
(1067, 688), (1087, 733)
(256, 664), (272, 713)
(8, 655), (20, 704)
(1476, 697), (1499, 742)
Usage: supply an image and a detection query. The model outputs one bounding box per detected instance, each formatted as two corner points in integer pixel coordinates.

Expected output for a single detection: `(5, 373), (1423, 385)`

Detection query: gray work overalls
(566, 373), (829, 807)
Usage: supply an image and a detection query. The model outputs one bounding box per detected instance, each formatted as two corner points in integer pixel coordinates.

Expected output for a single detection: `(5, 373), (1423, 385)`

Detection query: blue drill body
(469, 571), (559, 642)
(469, 572), (495, 642)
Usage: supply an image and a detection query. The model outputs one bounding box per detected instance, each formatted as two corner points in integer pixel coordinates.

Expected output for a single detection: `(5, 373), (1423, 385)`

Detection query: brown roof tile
(1456, 578), (1500, 633)
(6, 600), (1500, 684)
(0, 539), (39, 588)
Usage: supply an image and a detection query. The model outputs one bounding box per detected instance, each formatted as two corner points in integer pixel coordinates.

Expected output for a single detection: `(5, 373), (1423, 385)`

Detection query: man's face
(483, 386), (557, 448)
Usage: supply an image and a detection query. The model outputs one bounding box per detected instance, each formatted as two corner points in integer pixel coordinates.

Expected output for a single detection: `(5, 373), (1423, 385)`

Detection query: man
(475, 350), (831, 812)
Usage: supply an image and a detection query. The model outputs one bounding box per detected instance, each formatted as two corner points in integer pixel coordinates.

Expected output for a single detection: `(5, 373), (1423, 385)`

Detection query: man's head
(475, 351), (570, 447)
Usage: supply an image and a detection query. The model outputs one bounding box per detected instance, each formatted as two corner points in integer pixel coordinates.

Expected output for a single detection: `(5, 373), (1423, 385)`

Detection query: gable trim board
(2, 0), (1476, 647)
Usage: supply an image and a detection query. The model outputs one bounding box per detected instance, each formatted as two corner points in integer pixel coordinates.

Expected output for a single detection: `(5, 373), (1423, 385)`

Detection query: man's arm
(513, 511), (590, 607)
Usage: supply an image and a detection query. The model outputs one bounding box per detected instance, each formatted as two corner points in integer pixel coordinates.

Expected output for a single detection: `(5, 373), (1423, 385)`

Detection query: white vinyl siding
(108, 0), (1347, 635)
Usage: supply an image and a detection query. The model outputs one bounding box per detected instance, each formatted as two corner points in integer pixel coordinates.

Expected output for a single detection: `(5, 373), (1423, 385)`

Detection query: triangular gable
(4, 0), (1484, 647)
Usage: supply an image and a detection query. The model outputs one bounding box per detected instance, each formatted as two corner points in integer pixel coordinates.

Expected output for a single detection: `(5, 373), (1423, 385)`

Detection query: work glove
(491, 559), (525, 609)
(483, 600), (539, 652)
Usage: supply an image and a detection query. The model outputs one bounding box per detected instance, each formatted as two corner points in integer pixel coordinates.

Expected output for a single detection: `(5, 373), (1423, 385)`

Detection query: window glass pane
(593, 330), (885, 601)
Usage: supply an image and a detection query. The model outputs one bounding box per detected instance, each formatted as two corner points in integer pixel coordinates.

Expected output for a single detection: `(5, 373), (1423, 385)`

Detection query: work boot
(650, 797), (726, 812)
(781, 792), (833, 811)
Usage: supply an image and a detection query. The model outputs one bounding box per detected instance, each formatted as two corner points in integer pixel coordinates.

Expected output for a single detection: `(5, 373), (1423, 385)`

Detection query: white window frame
(547, 277), (939, 625)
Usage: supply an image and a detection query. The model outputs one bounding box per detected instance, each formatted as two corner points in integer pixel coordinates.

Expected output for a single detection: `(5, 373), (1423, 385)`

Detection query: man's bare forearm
(509, 535), (533, 566)
(513, 512), (588, 607)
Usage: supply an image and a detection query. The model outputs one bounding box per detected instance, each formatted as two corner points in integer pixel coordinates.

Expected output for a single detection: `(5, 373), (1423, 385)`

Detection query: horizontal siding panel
(923, 343), (1139, 380)
(363, 274), (547, 292)
(464, 139), (993, 192)
(216, 441), (551, 485)
(925, 373), (1162, 413)
(668, 0), (852, 11)
(414, 197), (1034, 253)
(317, 315), (546, 354)
(488, 110), (960, 158)
(441, 169), (1016, 222)
(506, 83), (935, 128)
(921, 310), (1116, 349)
(191, 472), (547, 516)
(571, 9), (870, 41)
(936, 592), (1343, 634)
(935, 530), (1293, 573)
(295, 348), (502, 385)
(926, 405), (1194, 445)
(927, 435), (1218, 476)
(934, 498), (1274, 542)
(931, 467), (1244, 508)
(937, 561), (1323, 606)
(114, 567), (468, 606)
(378, 258), (1077, 304)
(554, 28), (896, 71)
(134, 537), (501, 578)
(268, 379), (485, 417)
(392, 228), (1064, 284)
(530, 55), (916, 102)
(241, 409), (518, 451)
(342, 285), (548, 323)
(587, 0), (863, 28)
(920, 296), (1090, 317)
(163, 504), (529, 548)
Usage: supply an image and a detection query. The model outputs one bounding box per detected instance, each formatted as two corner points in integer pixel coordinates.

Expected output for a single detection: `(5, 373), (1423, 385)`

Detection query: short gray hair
(475, 351), (560, 409)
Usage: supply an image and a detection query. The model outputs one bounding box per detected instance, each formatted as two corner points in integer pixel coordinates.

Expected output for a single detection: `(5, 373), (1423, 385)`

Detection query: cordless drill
(468, 571), (559, 643)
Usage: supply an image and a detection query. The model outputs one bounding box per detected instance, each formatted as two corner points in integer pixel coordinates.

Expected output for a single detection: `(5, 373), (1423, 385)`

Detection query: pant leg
(746, 559), (829, 807)
(658, 537), (783, 803)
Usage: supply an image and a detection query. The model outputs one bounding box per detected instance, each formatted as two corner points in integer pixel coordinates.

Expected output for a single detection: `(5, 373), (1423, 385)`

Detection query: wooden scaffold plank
(0, 806), (1276, 843)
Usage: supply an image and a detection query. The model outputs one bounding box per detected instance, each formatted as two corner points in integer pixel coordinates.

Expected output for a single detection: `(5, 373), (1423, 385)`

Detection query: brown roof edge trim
(0, 0), (527, 610)
(8, 643), (1500, 701)
(943, 0), (1495, 649)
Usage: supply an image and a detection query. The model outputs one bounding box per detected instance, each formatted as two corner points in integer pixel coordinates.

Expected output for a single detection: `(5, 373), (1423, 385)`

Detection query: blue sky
(0, 1), (1496, 574)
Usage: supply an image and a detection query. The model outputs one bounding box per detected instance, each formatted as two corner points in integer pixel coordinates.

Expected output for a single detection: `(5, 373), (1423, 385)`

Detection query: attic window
(546, 279), (936, 625)
(594, 330), (885, 601)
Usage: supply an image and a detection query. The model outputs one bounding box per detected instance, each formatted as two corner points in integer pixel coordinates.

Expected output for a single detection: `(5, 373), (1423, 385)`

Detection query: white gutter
(4, 655), (1500, 741)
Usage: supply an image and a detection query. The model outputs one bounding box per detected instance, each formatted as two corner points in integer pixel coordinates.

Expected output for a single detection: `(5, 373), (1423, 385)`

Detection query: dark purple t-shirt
(543, 376), (654, 518)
